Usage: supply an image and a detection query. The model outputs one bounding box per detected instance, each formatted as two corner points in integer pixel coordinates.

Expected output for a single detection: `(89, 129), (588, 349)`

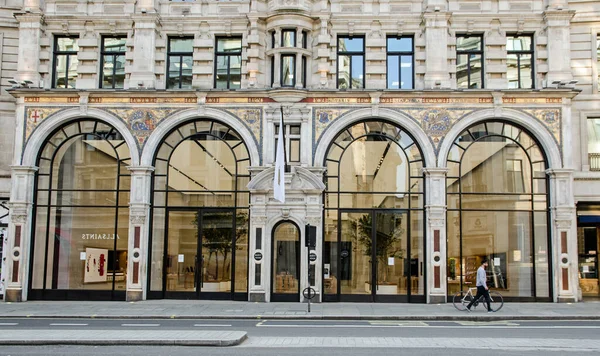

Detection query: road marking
(49, 323), (88, 326)
(121, 323), (160, 327)
(0, 323), (18, 326)
(193, 324), (232, 327)
(369, 321), (429, 327)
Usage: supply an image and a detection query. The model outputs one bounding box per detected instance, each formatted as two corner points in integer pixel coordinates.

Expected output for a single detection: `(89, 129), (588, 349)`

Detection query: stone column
(126, 166), (153, 301)
(129, 16), (159, 89)
(424, 168), (448, 303)
(543, 10), (575, 84)
(295, 53), (303, 89)
(547, 169), (578, 302)
(4, 166), (37, 302)
(14, 12), (43, 86)
(423, 12), (451, 89)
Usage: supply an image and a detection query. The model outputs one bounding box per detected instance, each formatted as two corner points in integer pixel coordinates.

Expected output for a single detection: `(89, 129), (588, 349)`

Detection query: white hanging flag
(273, 110), (286, 203)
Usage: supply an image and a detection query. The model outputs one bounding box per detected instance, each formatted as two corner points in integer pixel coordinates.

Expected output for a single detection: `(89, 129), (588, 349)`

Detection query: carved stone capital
(555, 219), (571, 229)
(306, 217), (321, 226)
(130, 214), (146, 225)
(10, 213), (28, 224)
(252, 216), (268, 225)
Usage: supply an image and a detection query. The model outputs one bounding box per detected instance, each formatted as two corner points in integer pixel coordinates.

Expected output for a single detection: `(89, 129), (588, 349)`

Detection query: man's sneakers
(488, 310), (495, 313)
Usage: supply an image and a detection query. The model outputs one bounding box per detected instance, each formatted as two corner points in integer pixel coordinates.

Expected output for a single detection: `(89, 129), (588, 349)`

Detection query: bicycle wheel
(488, 291), (504, 312)
(452, 291), (473, 311)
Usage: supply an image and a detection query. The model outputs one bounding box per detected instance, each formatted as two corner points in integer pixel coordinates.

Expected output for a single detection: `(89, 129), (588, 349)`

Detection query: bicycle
(452, 287), (504, 312)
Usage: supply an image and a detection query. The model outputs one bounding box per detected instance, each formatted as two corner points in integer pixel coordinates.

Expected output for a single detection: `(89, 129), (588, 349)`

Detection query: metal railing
(590, 153), (600, 171)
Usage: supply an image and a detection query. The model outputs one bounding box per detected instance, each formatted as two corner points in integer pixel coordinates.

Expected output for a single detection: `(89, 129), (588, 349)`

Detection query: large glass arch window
(31, 119), (131, 300)
(323, 120), (425, 302)
(149, 119), (250, 300)
(446, 121), (551, 300)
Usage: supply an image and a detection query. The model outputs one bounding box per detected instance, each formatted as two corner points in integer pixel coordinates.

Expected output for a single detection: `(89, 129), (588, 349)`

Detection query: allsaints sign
(81, 234), (121, 240)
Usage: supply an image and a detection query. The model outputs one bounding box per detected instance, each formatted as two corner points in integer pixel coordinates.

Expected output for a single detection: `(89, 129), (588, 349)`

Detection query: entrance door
(335, 210), (410, 302)
(165, 209), (234, 299)
(271, 222), (301, 302)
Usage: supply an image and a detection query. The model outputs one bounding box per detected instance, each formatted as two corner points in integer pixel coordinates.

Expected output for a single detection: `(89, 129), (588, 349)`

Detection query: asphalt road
(1, 317), (600, 339)
(1, 318), (599, 355)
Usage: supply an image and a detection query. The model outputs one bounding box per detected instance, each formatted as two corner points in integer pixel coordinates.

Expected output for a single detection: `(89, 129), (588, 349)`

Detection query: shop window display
(31, 120), (131, 299)
(446, 121), (550, 300)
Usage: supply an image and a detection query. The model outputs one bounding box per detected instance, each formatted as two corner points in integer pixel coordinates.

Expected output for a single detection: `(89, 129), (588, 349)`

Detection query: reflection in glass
(32, 120), (131, 295)
(446, 121), (549, 299)
(273, 223), (299, 294)
(215, 37), (242, 89)
(167, 211), (198, 292)
(281, 55), (295, 87)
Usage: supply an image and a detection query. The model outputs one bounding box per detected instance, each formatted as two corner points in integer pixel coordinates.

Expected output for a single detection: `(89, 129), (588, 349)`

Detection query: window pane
(338, 37), (363, 52)
(387, 37), (412, 52)
(54, 54), (68, 88)
(290, 139), (300, 162)
(507, 53), (519, 89)
(469, 54), (482, 88)
(282, 30), (296, 47)
(103, 37), (126, 52)
(230, 55), (241, 89)
(67, 55), (78, 88)
(457, 36), (481, 51)
(113, 55), (125, 88)
(456, 54), (469, 89)
(290, 125), (301, 135)
(338, 55), (350, 89)
(217, 37), (242, 52)
(507, 36), (531, 51)
(168, 56), (181, 89)
(587, 119), (600, 154)
(57, 37), (79, 52)
(102, 55), (114, 88)
(351, 55), (363, 88)
(282, 56), (295, 86)
(387, 55), (399, 89)
(181, 55), (193, 89)
(519, 54), (533, 89)
(400, 56), (413, 89)
(216, 56), (228, 89)
(169, 38), (193, 52)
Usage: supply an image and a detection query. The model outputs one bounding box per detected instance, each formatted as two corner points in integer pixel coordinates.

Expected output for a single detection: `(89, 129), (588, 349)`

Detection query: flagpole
(280, 107), (290, 173)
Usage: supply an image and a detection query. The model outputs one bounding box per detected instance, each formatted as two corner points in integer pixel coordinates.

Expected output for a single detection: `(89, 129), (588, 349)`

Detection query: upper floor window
(387, 36), (414, 89)
(100, 37), (126, 89)
(337, 36), (364, 89)
(167, 37), (193, 89)
(597, 35), (600, 92)
(215, 37), (242, 89)
(588, 118), (600, 171)
(456, 35), (483, 89)
(282, 30), (296, 47)
(507, 35), (534, 89)
(302, 31), (308, 49)
(275, 124), (301, 164)
(53, 36), (79, 88)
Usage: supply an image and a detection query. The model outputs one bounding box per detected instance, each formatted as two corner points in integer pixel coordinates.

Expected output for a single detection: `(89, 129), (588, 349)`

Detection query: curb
(0, 333), (248, 347)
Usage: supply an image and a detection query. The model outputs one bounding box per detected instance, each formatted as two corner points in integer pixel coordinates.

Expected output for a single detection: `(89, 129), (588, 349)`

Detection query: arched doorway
(29, 119), (131, 300)
(323, 120), (425, 303)
(271, 221), (301, 302)
(446, 120), (551, 301)
(148, 119), (250, 300)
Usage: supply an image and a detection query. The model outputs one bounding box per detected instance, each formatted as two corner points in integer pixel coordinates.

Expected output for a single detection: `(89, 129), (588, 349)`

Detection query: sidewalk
(1, 299), (600, 320)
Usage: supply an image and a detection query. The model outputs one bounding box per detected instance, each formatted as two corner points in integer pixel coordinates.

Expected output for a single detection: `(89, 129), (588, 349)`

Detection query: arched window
(149, 119), (250, 300)
(446, 121), (551, 300)
(31, 119), (131, 300)
(323, 120), (425, 302)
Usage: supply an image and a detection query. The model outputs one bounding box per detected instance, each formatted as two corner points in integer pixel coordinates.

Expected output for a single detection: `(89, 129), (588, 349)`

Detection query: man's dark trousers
(467, 286), (491, 311)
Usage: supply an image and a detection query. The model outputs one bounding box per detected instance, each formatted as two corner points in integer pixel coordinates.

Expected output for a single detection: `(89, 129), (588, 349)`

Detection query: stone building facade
(1, 0), (600, 303)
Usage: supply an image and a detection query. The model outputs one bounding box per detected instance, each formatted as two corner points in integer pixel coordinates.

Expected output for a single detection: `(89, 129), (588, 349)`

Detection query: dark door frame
(330, 209), (413, 303)
(270, 220), (301, 302)
(163, 207), (236, 300)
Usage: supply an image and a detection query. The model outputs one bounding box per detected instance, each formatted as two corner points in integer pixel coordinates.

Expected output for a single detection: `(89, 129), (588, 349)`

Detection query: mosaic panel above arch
(313, 106), (562, 157)
(23, 107), (264, 160)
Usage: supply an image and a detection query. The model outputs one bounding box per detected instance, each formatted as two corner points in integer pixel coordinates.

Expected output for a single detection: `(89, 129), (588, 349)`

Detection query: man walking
(466, 259), (492, 312)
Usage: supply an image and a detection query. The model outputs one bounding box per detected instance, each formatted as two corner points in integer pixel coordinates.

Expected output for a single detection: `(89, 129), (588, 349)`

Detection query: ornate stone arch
(313, 107), (436, 169)
(437, 108), (562, 168)
(141, 108), (261, 167)
(22, 108), (139, 167)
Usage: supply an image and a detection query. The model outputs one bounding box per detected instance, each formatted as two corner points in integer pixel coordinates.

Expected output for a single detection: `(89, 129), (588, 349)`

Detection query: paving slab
(1, 300), (600, 321)
(0, 329), (247, 346)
